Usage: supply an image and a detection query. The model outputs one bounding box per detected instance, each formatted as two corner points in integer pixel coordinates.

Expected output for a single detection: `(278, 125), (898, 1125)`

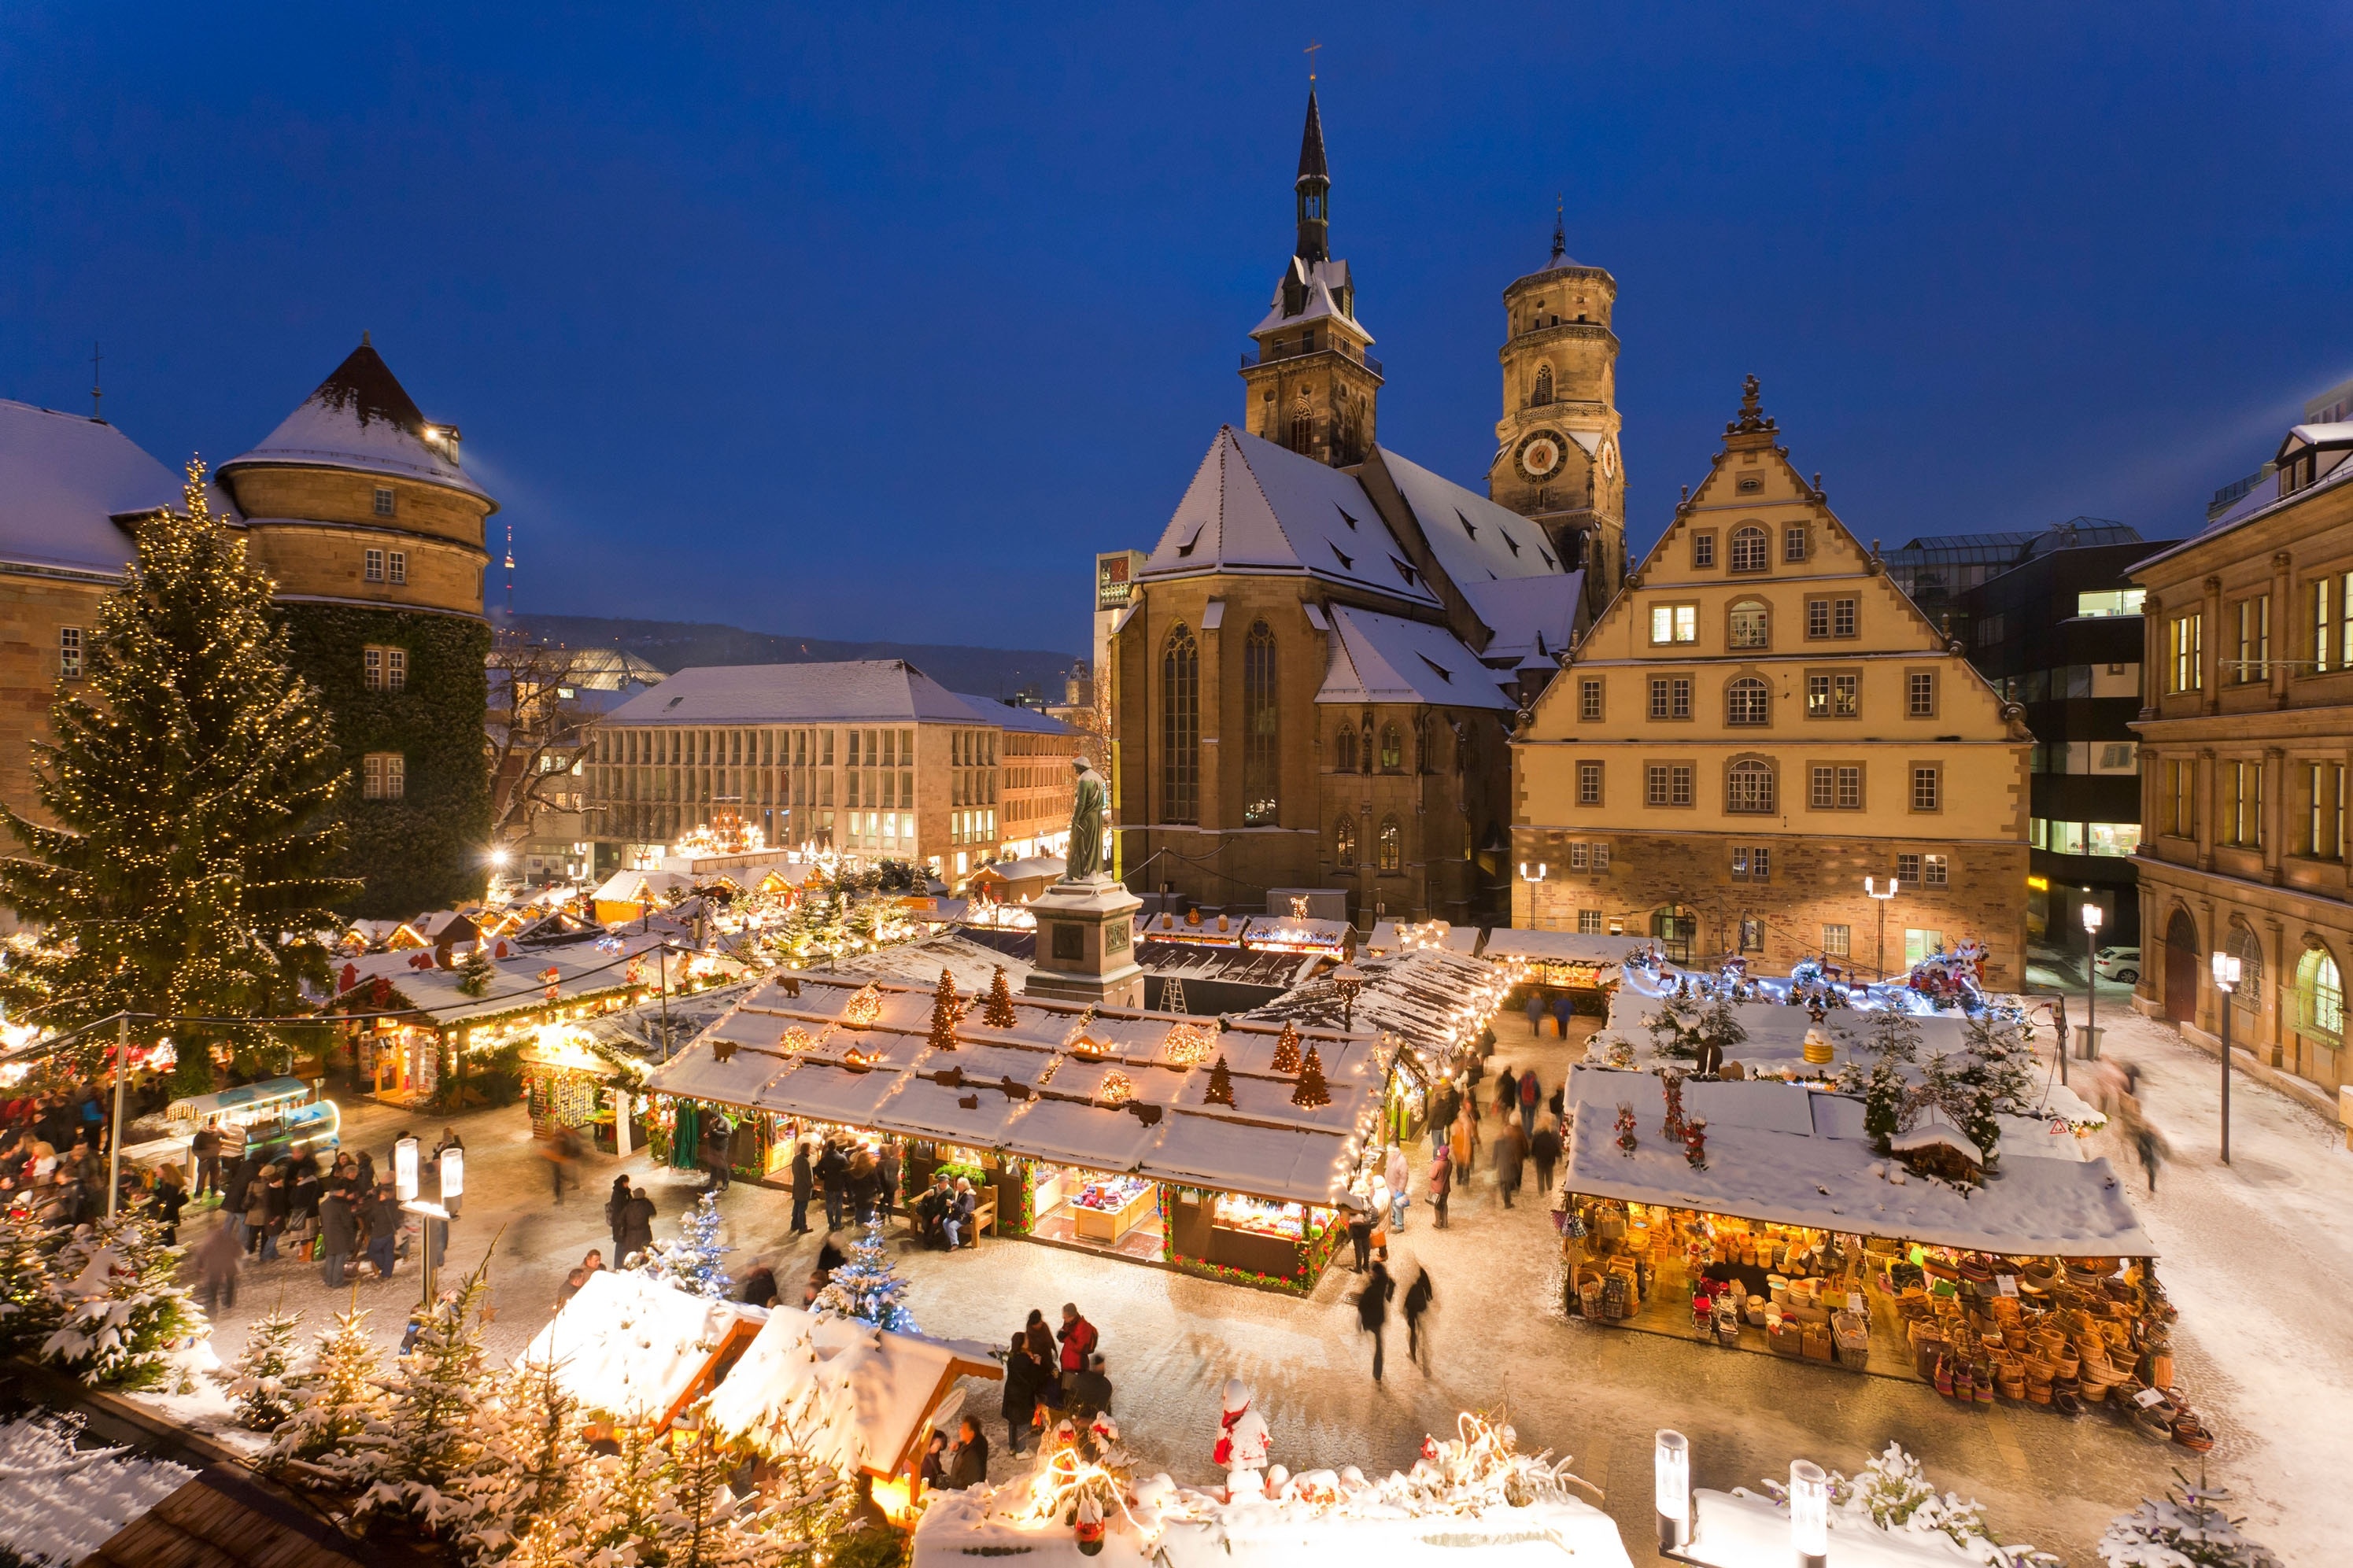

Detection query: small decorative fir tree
(2100, 1472), (2281, 1568)
(0, 461), (357, 1087)
(1841, 1008), (1923, 1152)
(40, 1212), (207, 1390)
(224, 1299), (306, 1430)
(983, 964), (1018, 1028)
(463, 1347), (594, 1562)
(812, 1217), (918, 1334)
(1271, 1020), (1302, 1074)
(0, 1205), (62, 1355)
(264, 1297), (390, 1483)
(1694, 996), (1748, 1075)
(928, 968), (962, 1050)
(1291, 1043), (1331, 1109)
(456, 945), (494, 998)
(1202, 1053), (1236, 1107)
(353, 1256), (497, 1539)
(634, 1190), (736, 1301)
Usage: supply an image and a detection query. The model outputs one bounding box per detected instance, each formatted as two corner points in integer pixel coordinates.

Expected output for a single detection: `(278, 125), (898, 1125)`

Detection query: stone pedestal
(1022, 876), (1144, 1009)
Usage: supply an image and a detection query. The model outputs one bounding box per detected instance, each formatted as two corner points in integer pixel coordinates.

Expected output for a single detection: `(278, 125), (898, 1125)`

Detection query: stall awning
(1245, 946), (1509, 1076)
(1561, 1068), (2155, 1259)
(1481, 928), (1627, 983)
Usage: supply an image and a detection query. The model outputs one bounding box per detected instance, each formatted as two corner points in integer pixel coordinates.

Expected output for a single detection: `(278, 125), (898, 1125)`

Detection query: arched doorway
(2163, 908), (2202, 1023)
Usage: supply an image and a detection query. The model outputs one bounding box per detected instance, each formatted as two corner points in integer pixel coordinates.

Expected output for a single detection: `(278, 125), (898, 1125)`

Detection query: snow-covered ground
(166, 997), (2341, 1565)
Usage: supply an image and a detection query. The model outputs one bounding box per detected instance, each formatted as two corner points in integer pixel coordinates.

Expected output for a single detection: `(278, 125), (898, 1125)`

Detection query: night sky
(4, 4), (2347, 656)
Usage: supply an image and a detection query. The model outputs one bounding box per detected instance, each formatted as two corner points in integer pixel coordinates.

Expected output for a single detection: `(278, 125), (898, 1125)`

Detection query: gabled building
(1106, 90), (1601, 926)
(1510, 379), (2031, 987)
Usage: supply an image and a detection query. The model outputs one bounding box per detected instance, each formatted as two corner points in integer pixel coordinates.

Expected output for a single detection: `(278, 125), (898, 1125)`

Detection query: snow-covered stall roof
(517, 1269), (765, 1424)
(1483, 928), (1628, 980)
(327, 928), (693, 1026)
(1561, 1068), (2153, 1258)
(703, 1303), (999, 1478)
(1246, 946), (1510, 1076)
(1597, 987), (1981, 1077)
(648, 975), (1396, 1207)
(809, 932), (1039, 994)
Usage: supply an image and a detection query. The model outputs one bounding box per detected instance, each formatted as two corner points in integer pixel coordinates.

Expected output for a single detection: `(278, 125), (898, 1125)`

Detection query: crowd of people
(0, 1076), (173, 1233)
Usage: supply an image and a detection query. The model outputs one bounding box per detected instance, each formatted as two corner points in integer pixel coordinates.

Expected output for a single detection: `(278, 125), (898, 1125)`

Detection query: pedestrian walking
(1494, 1066), (1519, 1124)
(1428, 1144), (1452, 1228)
(607, 1175), (633, 1255)
(1346, 1191), (1373, 1272)
(1450, 1101), (1479, 1179)
(1530, 1114), (1562, 1197)
(147, 1167), (187, 1245)
(1524, 992), (1546, 1037)
(817, 1139), (848, 1231)
(703, 1112), (733, 1192)
(1550, 993), (1572, 1038)
(740, 1263), (780, 1308)
(848, 1144), (877, 1223)
(1001, 1330), (1043, 1455)
(190, 1120), (222, 1198)
(1403, 1264), (1435, 1372)
(194, 1219), (241, 1312)
(1428, 1076), (1461, 1160)
(616, 1183), (656, 1264)
(1518, 1066), (1540, 1131)
(364, 1181), (401, 1280)
(789, 1138), (814, 1234)
(319, 1189), (356, 1287)
(1355, 1260), (1394, 1382)
(1493, 1112), (1527, 1209)
(877, 1144), (900, 1221)
(1384, 1144), (1410, 1232)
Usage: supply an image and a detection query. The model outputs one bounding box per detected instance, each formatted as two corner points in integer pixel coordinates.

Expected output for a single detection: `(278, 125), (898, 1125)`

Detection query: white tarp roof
(1561, 1067), (2153, 1258)
(1483, 928), (1629, 972)
(516, 1269), (763, 1423)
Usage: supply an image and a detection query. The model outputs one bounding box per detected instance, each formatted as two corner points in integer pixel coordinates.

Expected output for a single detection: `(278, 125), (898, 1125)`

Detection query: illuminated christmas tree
(225, 1300), (306, 1430)
(1202, 1053), (1236, 1107)
(40, 1212), (206, 1390)
(1271, 1020), (1302, 1074)
(634, 1190), (735, 1300)
(929, 968), (962, 1050)
(1291, 1043), (1331, 1109)
(0, 461), (356, 1086)
(983, 964), (1018, 1028)
(812, 1218), (918, 1334)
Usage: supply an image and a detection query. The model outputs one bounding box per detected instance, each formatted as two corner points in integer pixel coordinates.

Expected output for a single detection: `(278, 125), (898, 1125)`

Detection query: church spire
(1295, 89), (1331, 264)
(1550, 195), (1566, 265)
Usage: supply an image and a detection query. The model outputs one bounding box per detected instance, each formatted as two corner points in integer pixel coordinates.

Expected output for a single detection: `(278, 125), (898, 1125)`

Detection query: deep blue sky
(6, 5), (2349, 657)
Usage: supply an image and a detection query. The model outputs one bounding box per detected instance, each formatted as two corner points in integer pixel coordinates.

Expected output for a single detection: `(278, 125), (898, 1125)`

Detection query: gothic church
(1108, 90), (1625, 923)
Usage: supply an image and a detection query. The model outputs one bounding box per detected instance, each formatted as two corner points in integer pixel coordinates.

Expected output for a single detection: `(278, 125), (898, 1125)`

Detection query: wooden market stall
(517, 1268), (768, 1430)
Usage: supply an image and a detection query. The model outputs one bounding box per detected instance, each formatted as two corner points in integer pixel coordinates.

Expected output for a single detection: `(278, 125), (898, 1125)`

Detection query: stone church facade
(1107, 91), (1612, 924)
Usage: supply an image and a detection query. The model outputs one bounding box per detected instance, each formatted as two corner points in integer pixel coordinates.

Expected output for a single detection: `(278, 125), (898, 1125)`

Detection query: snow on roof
(1140, 427), (1439, 609)
(977, 701), (1078, 736)
(1376, 446), (1567, 584)
(705, 1302), (999, 1478)
(1561, 1067), (2153, 1257)
(222, 340), (488, 500)
(602, 659), (995, 727)
(814, 932), (1039, 994)
(1250, 256), (1366, 338)
(1598, 987), (1978, 1077)
(650, 974), (1394, 1206)
(1482, 928), (1629, 968)
(1455, 573), (1583, 666)
(592, 868), (693, 905)
(970, 855), (1065, 884)
(1316, 604), (1515, 710)
(1246, 947), (1509, 1074)
(518, 1269), (760, 1423)
(333, 928), (682, 1025)
(0, 400), (191, 577)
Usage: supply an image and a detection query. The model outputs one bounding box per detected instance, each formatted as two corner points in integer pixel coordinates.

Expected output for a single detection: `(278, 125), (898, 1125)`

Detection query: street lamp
(1790, 1461), (1830, 1568)
(1864, 876), (1898, 983)
(2211, 949), (2240, 1165)
(1654, 1430), (1690, 1553)
(396, 1134), (457, 1305)
(394, 1135), (420, 1202)
(2078, 901), (2104, 1085)
(1332, 963), (1365, 1034)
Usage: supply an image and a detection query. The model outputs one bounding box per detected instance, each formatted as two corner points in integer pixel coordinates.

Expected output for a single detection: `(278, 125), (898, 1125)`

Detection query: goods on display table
(518, 1026), (648, 1154)
(1064, 1172), (1156, 1244)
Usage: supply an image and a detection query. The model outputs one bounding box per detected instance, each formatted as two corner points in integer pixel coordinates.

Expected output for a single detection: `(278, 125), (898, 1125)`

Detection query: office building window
(362, 753), (405, 800)
(1577, 761), (1603, 806)
(1807, 596), (1860, 640)
(1923, 852), (1948, 886)
(2170, 612), (2203, 692)
(58, 626), (83, 680)
(1739, 917), (1765, 952)
(2307, 761), (2346, 860)
(2233, 596), (2270, 683)
(1911, 765), (1941, 812)
(2297, 947), (2343, 1039)
(1569, 842), (1589, 871)
(1648, 676), (1692, 720)
(2314, 577), (2333, 675)
(1579, 678), (1603, 721)
(1822, 924), (1851, 957)
(1591, 842), (1609, 870)
(2167, 758), (2196, 836)
(2225, 759), (2263, 847)
(388, 551), (406, 585)
(1907, 671), (1937, 718)
(1897, 853), (1921, 883)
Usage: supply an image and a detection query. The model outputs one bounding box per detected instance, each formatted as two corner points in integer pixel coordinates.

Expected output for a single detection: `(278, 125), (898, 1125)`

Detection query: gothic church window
(1162, 624), (1199, 825)
(1291, 392), (1313, 453)
(1335, 816), (1358, 869)
(1243, 620), (1279, 825)
(1377, 815), (1402, 873)
(1379, 723), (1403, 773)
(1532, 365), (1553, 407)
(1334, 721), (1357, 773)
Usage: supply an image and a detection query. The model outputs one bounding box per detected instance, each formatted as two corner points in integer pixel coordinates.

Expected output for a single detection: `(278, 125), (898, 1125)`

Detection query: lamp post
(1331, 963), (1365, 1035)
(104, 1013), (128, 1218)
(1790, 1460), (1830, 1568)
(2211, 949), (2240, 1164)
(1653, 1430), (1690, 1553)
(395, 1133), (455, 1308)
(2079, 902), (2104, 1084)
(1864, 876), (1898, 983)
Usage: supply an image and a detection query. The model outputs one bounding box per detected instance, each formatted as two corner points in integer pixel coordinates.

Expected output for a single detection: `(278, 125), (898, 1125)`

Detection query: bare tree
(486, 636), (605, 850)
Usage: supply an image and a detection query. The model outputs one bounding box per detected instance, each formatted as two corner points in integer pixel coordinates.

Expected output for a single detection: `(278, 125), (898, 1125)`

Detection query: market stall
(125, 1077), (342, 1182)
(1480, 928), (1629, 1006)
(646, 972), (1395, 1293)
(1555, 1064), (2170, 1418)
(516, 1268), (768, 1429)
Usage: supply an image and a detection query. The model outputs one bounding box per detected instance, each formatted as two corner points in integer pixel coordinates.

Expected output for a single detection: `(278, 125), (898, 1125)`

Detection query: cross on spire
(90, 341), (103, 422)
(1305, 39), (1321, 81)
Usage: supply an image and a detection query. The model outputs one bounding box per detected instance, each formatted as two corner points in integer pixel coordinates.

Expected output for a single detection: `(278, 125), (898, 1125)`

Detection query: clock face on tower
(1599, 436), (1620, 481)
(1515, 430), (1568, 482)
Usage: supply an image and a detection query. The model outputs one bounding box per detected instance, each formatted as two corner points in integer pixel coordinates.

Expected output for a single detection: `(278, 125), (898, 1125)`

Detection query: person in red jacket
(1057, 1302), (1098, 1394)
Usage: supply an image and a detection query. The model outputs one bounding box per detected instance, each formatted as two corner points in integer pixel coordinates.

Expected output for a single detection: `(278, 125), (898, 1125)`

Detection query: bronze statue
(1066, 756), (1110, 880)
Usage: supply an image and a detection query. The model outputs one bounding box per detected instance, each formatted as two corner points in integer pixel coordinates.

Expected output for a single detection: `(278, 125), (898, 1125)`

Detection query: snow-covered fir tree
(264, 1297), (390, 1484)
(353, 1258), (498, 1540)
(0, 1205), (61, 1355)
(39, 1212), (206, 1390)
(224, 1300), (306, 1430)
(811, 1217), (918, 1334)
(1764, 1441), (2053, 1568)
(462, 1348), (593, 1562)
(660, 1404), (784, 1568)
(2101, 1476), (2282, 1568)
(1840, 1009), (1923, 1151)
(456, 945), (495, 998)
(633, 1190), (735, 1300)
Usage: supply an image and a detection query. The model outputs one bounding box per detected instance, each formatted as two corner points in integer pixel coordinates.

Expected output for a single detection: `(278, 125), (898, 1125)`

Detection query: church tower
(1238, 90), (1383, 467)
(1487, 212), (1625, 610)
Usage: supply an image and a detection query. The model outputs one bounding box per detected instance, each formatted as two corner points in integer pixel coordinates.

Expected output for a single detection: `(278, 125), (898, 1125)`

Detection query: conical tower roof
(1298, 89), (1329, 183)
(221, 337), (489, 500)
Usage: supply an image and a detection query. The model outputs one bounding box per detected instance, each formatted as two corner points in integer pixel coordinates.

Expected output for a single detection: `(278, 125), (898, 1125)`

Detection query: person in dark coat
(1355, 1261), (1394, 1382)
(1552, 993), (1574, 1038)
(1428, 1144), (1452, 1229)
(1517, 1068), (1541, 1132)
(1529, 1116), (1563, 1197)
(789, 1139), (814, 1234)
(1427, 1079), (1461, 1159)
(814, 1231), (845, 1287)
(607, 1175), (634, 1255)
(147, 1168), (187, 1245)
(220, 1152), (260, 1247)
(259, 1166), (290, 1264)
(944, 1417), (988, 1489)
(815, 1140), (848, 1231)
(194, 1217), (241, 1312)
(1494, 1067), (1520, 1123)
(363, 1181), (401, 1280)
(1403, 1264), (1435, 1372)
(876, 1146), (901, 1221)
(1345, 1191), (1373, 1273)
(1001, 1330), (1043, 1454)
(740, 1264), (779, 1308)
(190, 1120), (222, 1198)
(701, 1113), (733, 1192)
(1064, 1354), (1113, 1420)
(1492, 1112), (1527, 1208)
(319, 1190), (357, 1287)
(1023, 1311), (1062, 1411)
(615, 1184), (656, 1264)
(918, 1431), (948, 1493)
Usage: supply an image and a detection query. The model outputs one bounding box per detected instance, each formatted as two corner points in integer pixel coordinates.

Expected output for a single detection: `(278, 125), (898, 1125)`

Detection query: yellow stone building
(1511, 379), (2032, 987)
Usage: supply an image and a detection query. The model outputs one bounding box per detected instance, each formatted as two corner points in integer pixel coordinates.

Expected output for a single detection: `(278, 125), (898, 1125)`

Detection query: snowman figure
(1212, 1377), (1272, 1499)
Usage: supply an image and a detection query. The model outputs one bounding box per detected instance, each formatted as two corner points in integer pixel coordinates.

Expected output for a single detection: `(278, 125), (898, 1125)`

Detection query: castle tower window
(1162, 624), (1199, 825)
(1532, 365), (1553, 407)
(373, 487), (395, 518)
(388, 551), (406, 585)
(364, 548), (384, 583)
(1243, 620), (1279, 825)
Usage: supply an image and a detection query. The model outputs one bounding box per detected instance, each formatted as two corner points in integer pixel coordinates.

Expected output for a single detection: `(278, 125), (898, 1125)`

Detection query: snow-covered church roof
(221, 338), (489, 500)
(1317, 604), (1514, 710)
(1250, 256), (1365, 339)
(1373, 445), (1564, 581)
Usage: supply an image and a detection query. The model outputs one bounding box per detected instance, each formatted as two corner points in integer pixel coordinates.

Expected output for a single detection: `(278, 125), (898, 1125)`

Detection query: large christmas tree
(0, 461), (356, 1085)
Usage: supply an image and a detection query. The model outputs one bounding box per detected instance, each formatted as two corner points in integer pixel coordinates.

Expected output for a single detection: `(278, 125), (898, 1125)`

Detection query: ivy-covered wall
(282, 603), (491, 917)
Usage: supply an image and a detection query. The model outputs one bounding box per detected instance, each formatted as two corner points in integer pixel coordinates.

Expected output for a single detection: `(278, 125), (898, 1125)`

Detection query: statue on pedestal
(1066, 756), (1111, 881)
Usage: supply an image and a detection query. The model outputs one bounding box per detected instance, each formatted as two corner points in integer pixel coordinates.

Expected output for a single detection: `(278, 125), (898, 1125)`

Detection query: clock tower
(1487, 213), (1625, 614)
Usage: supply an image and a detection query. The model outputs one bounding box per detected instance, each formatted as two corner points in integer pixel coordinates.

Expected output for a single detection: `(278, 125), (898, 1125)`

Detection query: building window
(1904, 929), (1948, 966)
(2167, 758), (2196, 836)
(1899, 853), (1921, 882)
(362, 752), (405, 800)
(1646, 763), (1694, 807)
(1378, 724), (1403, 772)
(1532, 364), (1553, 406)
(372, 487), (394, 518)
(1726, 759), (1775, 814)
(1569, 842), (1589, 870)
(1729, 526), (1769, 574)
(1907, 671), (1937, 718)
(2313, 577), (2333, 676)
(2298, 947), (2343, 1039)
(388, 551), (406, 585)
(1334, 721), (1357, 772)
(1376, 815), (1402, 873)
(1725, 677), (1770, 726)
(1579, 678), (1603, 721)
(1808, 764), (1863, 810)
(1923, 852), (1948, 886)
(1804, 671), (1860, 718)
(1783, 525), (1808, 563)
(1819, 923), (1850, 957)
(2226, 924), (2264, 1016)
(2224, 759), (2263, 847)
(1592, 841), (1610, 870)
(2340, 571), (2353, 670)
(1728, 600), (1770, 650)
(1739, 917), (1765, 952)
(1806, 597), (1859, 640)
(1161, 624), (1199, 825)
(364, 548), (385, 583)
(1334, 816), (1357, 869)
(58, 626), (83, 680)
(1242, 620), (1278, 825)
(1649, 604), (1698, 644)
(2170, 612), (2203, 692)
(362, 645), (408, 692)
(2305, 761), (2346, 860)
(1911, 766), (1941, 812)
(2232, 596), (2270, 683)
(1731, 845), (1770, 881)
(1578, 910), (1605, 934)
(1691, 532), (1716, 570)
(1647, 676), (1693, 720)
(1577, 760), (1603, 806)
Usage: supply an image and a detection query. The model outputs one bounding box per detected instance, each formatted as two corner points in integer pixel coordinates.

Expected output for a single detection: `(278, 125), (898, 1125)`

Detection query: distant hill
(493, 611), (1081, 700)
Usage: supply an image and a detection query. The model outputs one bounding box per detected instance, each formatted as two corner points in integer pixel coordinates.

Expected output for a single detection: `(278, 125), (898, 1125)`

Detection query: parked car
(2093, 945), (2141, 984)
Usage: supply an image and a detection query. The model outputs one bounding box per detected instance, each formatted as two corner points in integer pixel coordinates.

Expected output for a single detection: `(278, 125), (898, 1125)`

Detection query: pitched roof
(1375, 445), (1566, 581)
(1250, 256), (1365, 338)
(221, 338), (489, 500)
(1456, 573), (1583, 667)
(1317, 605), (1514, 710)
(0, 400), (182, 576)
(1297, 88), (1329, 181)
(601, 659), (999, 726)
(1141, 426), (1439, 608)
